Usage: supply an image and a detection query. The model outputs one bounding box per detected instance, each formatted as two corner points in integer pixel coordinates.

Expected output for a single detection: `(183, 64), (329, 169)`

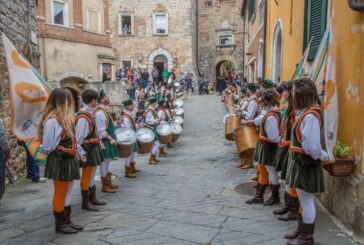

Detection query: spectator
(142, 69), (149, 88)
(102, 69), (111, 83)
(115, 69), (121, 81)
(120, 68), (126, 79)
(162, 68), (170, 83)
(152, 67), (159, 85)
(18, 140), (46, 183)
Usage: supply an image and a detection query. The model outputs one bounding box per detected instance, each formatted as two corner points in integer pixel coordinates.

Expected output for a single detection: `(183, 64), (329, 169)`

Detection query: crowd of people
(221, 76), (334, 245)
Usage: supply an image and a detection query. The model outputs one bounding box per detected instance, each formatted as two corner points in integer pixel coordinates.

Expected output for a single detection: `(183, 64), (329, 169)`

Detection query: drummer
(145, 97), (161, 164)
(119, 98), (141, 178)
(165, 94), (175, 149)
(157, 98), (170, 156)
(96, 90), (120, 193)
(238, 83), (259, 169)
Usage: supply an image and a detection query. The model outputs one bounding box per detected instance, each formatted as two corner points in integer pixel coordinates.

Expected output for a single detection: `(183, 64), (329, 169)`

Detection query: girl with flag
(39, 88), (83, 234)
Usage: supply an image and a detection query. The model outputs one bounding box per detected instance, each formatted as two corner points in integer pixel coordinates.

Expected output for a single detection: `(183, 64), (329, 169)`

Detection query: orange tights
(258, 164), (269, 185)
(80, 166), (94, 191)
(53, 180), (69, 212)
(290, 187), (298, 197)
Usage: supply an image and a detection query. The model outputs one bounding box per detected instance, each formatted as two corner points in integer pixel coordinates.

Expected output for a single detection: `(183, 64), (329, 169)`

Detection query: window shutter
(248, 0), (256, 21)
(303, 0), (328, 60)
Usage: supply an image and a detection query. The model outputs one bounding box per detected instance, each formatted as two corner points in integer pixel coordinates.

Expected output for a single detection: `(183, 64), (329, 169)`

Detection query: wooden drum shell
(159, 134), (173, 145)
(118, 144), (133, 158)
(225, 115), (241, 141)
(138, 142), (153, 154)
(234, 126), (259, 159)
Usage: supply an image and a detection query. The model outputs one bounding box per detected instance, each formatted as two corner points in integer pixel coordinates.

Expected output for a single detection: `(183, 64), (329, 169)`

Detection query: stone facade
(0, 0), (40, 174)
(108, 0), (197, 76)
(197, 0), (245, 85)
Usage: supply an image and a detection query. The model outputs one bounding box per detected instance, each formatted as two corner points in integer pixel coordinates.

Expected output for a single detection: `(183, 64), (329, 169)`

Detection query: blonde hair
(38, 88), (74, 142)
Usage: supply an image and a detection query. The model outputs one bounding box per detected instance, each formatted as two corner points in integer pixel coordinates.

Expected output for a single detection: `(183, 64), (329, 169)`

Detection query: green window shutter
(248, 0), (256, 21)
(303, 0), (328, 61)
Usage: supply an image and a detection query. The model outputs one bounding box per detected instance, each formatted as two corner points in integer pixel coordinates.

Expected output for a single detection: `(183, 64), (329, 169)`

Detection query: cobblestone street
(0, 95), (357, 245)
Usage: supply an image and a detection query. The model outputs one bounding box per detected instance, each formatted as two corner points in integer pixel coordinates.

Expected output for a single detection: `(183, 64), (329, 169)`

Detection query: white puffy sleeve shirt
(243, 100), (259, 120)
(40, 118), (63, 154)
(95, 110), (107, 139)
(146, 110), (158, 125)
(265, 115), (280, 143)
(157, 110), (166, 123)
(75, 117), (89, 157)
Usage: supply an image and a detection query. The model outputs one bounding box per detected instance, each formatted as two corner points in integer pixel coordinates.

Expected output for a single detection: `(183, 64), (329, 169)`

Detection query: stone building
(0, 0), (40, 173)
(108, 0), (197, 77)
(241, 0), (266, 82)
(197, 0), (245, 85)
(37, 0), (117, 110)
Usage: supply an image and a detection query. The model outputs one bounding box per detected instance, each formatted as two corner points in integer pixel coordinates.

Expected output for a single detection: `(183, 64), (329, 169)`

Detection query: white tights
(265, 166), (280, 185)
(89, 167), (96, 187)
(297, 188), (316, 224)
(64, 181), (74, 207)
(152, 141), (160, 155)
(100, 159), (111, 177)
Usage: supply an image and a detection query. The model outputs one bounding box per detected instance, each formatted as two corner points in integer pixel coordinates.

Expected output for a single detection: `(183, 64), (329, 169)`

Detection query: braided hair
(292, 78), (321, 111)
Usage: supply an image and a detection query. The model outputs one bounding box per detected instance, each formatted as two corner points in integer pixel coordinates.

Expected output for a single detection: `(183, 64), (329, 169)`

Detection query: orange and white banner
(309, 15), (338, 153)
(2, 33), (52, 161)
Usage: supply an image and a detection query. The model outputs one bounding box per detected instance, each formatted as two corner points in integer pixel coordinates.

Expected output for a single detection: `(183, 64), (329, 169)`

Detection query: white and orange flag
(309, 15), (338, 153)
(2, 33), (52, 161)
(291, 38), (312, 80)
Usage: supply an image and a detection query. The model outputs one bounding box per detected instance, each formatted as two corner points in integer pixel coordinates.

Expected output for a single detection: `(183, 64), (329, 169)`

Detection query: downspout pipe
(348, 0), (364, 11)
(262, 0), (268, 80)
(195, 0), (201, 76)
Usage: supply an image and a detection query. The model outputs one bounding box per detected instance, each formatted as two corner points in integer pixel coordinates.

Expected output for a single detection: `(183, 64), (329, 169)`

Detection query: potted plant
(323, 141), (355, 176)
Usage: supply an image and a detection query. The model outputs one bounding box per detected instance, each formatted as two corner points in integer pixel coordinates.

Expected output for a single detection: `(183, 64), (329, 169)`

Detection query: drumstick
(137, 132), (149, 136)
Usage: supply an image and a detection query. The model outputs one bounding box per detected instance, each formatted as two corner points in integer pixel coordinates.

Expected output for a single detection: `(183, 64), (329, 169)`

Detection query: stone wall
(0, 0), (40, 174)
(198, 0), (245, 85)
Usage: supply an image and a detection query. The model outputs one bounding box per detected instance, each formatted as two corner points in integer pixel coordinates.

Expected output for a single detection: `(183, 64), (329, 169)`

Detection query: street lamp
(230, 22), (238, 32)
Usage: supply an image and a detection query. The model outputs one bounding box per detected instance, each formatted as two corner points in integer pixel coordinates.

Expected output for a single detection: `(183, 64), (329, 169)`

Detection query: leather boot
(149, 154), (160, 164)
(89, 185), (106, 206)
(241, 159), (254, 169)
(131, 162), (141, 173)
(81, 190), (99, 211)
(264, 184), (280, 206)
(284, 219), (303, 240)
(64, 206), (83, 231)
(167, 143), (175, 148)
(125, 166), (137, 178)
(107, 172), (119, 189)
(279, 196), (300, 221)
(53, 210), (78, 234)
(287, 223), (315, 245)
(245, 183), (267, 204)
(236, 159), (245, 168)
(274, 191), (290, 215)
(158, 147), (168, 157)
(101, 176), (116, 193)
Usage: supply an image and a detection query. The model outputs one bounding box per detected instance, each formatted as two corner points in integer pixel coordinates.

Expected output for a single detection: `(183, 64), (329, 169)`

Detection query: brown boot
(158, 147), (168, 157)
(284, 219), (303, 240)
(279, 196), (300, 221)
(101, 176), (116, 193)
(89, 185), (106, 206)
(167, 143), (175, 148)
(245, 183), (267, 204)
(149, 154), (160, 164)
(236, 159), (245, 168)
(81, 190), (99, 211)
(286, 223), (315, 245)
(107, 172), (119, 189)
(263, 184), (280, 206)
(241, 159), (254, 169)
(125, 166), (137, 178)
(64, 206), (83, 231)
(131, 162), (141, 173)
(54, 210), (78, 234)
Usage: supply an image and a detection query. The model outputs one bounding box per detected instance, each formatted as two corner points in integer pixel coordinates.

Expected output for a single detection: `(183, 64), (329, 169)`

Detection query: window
(248, 0), (256, 21)
(52, 0), (68, 26)
(122, 60), (132, 69)
(118, 14), (134, 35)
(206, 0), (213, 7)
(101, 63), (112, 82)
(219, 35), (233, 45)
(153, 13), (168, 35)
(303, 0), (328, 60)
(86, 8), (101, 33)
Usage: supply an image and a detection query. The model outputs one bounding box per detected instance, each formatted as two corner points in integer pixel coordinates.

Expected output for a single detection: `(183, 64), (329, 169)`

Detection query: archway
(58, 73), (89, 112)
(63, 87), (80, 113)
(216, 60), (235, 79)
(148, 48), (173, 75)
(271, 20), (283, 83)
(154, 54), (168, 76)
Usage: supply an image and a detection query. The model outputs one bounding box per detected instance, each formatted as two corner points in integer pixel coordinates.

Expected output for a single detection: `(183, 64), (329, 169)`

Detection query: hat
(158, 98), (165, 105)
(98, 89), (106, 102)
(122, 98), (133, 106)
(262, 79), (274, 89)
(240, 87), (247, 94)
(247, 83), (257, 91)
(148, 97), (157, 104)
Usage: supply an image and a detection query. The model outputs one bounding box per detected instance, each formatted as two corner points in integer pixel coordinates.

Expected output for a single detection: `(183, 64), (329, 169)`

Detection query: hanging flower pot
(323, 141), (355, 177)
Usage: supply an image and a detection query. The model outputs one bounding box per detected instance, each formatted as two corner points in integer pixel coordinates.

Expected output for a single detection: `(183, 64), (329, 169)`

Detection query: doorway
(153, 55), (168, 76)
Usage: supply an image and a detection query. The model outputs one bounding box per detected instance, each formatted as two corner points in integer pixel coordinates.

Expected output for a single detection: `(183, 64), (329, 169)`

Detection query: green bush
(334, 141), (352, 158)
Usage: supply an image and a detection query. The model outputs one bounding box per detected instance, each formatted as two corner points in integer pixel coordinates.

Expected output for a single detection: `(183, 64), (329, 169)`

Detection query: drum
(171, 123), (183, 143)
(115, 128), (136, 158)
(174, 99), (184, 108)
(136, 128), (155, 154)
(157, 123), (173, 144)
(234, 126), (259, 158)
(174, 116), (184, 128)
(174, 108), (184, 118)
(224, 114), (240, 141)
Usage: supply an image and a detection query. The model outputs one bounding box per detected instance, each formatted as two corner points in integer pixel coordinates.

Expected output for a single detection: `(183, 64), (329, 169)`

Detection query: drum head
(115, 128), (136, 145)
(136, 128), (155, 143)
(174, 108), (184, 116)
(174, 82), (180, 87)
(171, 123), (183, 135)
(173, 99), (184, 108)
(157, 123), (172, 136)
(174, 116), (184, 125)
(223, 113), (237, 124)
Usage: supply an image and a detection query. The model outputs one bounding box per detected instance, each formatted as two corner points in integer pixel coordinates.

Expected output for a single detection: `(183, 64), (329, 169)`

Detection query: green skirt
(82, 145), (103, 167)
(274, 146), (289, 179)
(44, 153), (80, 181)
(253, 140), (278, 166)
(102, 138), (119, 159)
(152, 125), (160, 141)
(285, 152), (325, 193)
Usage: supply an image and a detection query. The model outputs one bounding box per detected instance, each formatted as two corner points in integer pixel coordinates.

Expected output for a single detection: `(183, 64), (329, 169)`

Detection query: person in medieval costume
(157, 98), (170, 157)
(95, 90), (119, 193)
(145, 97), (161, 164)
(216, 74), (227, 95)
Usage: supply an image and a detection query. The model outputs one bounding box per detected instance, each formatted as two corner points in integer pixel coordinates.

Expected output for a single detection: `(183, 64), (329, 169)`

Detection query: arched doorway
(271, 20), (283, 83)
(216, 60), (235, 79)
(58, 73), (89, 112)
(64, 87), (80, 113)
(148, 48), (173, 75)
(154, 55), (168, 76)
